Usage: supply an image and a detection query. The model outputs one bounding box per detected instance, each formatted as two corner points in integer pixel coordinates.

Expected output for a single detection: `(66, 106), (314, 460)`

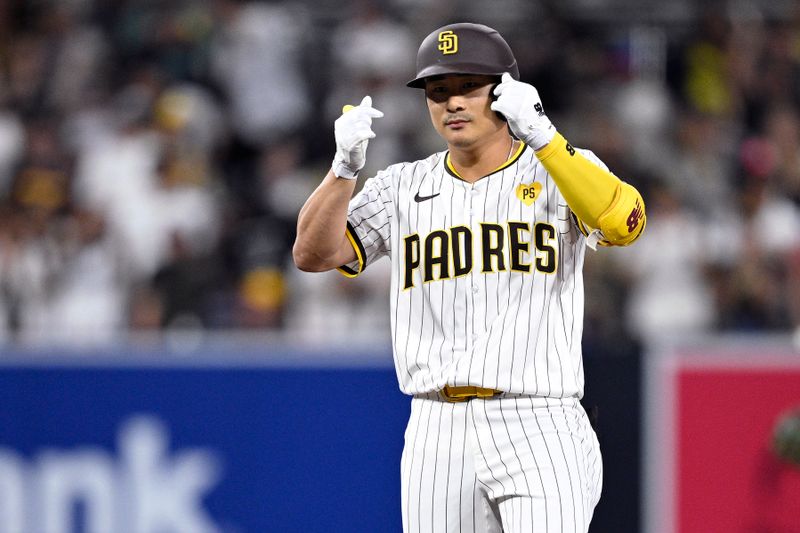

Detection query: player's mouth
(445, 116), (471, 129)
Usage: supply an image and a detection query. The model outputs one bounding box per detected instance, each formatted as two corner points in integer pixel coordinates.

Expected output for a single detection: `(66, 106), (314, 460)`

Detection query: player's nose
(445, 95), (467, 112)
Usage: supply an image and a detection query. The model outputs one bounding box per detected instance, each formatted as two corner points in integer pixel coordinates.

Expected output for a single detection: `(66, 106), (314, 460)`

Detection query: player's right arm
(293, 96), (383, 272)
(294, 169), (359, 271)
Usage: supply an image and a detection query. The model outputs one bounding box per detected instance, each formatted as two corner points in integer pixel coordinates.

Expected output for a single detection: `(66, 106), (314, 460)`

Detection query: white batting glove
(332, 95), (384, 180)
(491, 73), (556, 151)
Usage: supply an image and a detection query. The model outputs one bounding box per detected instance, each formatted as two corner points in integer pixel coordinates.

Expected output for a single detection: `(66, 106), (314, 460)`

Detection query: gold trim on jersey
(401, 220), (560, 288)
(336, 221), (367, 278)
(449, 225), (473, 280)
(571, 212), (592, 238)
(403, 226), (473, 290)
(422, 229), (450, 284)
(479, 223), (507, 273)
(445, 140), (526, 180)
(402, 233), (420, 290)
(533, 222), (558, 274)
(507, 221), (532, 273)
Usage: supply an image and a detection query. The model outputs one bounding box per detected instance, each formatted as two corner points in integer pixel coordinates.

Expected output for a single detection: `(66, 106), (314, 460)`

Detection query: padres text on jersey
(338, 144), (608, 398)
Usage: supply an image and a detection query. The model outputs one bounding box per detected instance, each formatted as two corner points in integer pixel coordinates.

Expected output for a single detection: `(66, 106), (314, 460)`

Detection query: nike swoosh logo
(414, 192), (440, 202)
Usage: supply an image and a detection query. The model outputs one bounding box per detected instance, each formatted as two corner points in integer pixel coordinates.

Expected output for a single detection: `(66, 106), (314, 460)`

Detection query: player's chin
(442, 129), (476, 148)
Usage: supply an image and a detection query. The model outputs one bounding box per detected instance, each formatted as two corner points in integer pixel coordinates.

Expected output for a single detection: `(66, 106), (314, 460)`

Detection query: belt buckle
(440, 385), (500, 402)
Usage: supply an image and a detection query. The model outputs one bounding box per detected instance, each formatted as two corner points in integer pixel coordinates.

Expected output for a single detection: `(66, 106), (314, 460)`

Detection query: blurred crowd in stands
(0, 0), (798, 351)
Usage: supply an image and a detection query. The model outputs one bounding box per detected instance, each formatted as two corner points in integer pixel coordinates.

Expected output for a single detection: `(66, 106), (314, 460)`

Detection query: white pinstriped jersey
(339, 143), (607, 398)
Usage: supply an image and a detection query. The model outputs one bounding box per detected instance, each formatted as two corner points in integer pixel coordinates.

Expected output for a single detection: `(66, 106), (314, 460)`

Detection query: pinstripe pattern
(340, 144), (608, 531)
(342, 147), (594, 398)
(402, 394), (601, 533)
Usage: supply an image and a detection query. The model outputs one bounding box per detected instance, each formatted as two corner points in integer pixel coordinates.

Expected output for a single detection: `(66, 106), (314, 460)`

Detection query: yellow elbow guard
(536, 133), (618, 226)
(536, 133), (646, 246)
(596, 181), (646, 246)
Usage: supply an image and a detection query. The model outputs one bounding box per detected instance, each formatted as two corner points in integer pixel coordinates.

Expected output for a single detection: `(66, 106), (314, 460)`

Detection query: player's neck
(448, 133), (517, 183)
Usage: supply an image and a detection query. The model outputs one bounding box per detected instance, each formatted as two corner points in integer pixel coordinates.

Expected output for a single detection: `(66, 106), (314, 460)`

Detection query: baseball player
(294, 22), (646, 533)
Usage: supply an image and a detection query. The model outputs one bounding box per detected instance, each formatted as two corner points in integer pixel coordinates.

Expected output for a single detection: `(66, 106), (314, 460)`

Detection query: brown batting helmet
(407, 23), (519, 88)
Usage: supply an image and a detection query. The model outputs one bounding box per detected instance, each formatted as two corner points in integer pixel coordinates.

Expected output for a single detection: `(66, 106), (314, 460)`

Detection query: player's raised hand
(332, 95), (384, 180)
(491, 73), (556, 150)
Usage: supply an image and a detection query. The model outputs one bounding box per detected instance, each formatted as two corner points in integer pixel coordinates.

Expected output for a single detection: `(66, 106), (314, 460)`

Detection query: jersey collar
(445, 141), (526, 181)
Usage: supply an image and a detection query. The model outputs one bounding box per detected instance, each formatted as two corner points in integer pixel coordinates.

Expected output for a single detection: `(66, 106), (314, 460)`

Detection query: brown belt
(440, 385), (503, 402)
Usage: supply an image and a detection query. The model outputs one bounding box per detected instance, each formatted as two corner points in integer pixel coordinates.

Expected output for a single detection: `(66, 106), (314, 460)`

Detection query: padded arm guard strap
(535, 133), (646, 246)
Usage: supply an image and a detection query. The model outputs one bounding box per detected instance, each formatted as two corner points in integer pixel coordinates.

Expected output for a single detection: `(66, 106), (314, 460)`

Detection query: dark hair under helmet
(407, 22), (519, 88)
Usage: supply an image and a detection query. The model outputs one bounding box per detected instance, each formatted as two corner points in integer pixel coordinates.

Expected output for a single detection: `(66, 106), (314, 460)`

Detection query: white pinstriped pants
(401, 394), (602, 533)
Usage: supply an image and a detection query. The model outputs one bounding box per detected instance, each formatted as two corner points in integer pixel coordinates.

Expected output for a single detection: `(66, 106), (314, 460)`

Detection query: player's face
(424, 74), (507, 149)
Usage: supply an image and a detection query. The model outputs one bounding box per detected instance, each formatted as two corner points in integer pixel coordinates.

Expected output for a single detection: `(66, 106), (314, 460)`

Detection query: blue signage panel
(0, 356), (409, 532)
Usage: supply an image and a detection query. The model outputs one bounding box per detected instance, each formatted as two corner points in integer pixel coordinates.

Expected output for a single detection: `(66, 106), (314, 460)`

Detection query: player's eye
(426, 86), (450, 102)
(462, 80), (483, 91)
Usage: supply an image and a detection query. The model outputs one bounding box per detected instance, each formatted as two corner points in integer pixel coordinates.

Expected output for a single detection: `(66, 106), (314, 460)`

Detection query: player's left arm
(536, 135), (646, 246)
(492, 73), (646, 246)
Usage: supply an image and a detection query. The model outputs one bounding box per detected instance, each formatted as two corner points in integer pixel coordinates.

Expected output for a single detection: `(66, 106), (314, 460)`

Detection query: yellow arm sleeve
(535, 133), (646, 246)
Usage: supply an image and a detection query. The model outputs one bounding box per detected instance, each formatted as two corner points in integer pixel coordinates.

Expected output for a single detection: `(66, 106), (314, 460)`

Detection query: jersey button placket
(467, 184), (476, 348)
(469, 184), (480, 301)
